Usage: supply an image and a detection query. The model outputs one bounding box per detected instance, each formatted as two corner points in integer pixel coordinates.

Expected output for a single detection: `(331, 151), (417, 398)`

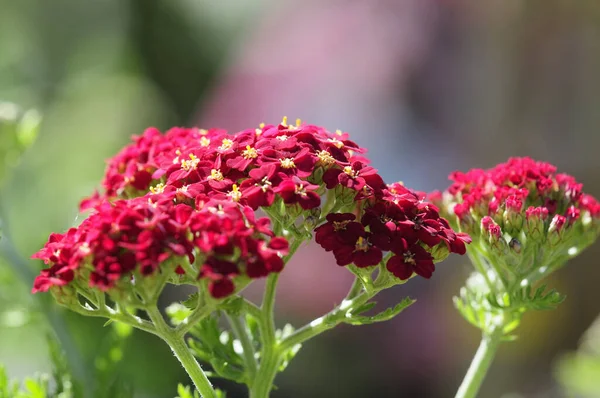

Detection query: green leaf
(23, 377), (46, 398)
(186, 313), (246, 384)
(349, 301), (377, 316)
(176, 383), (195, 398)
(344, 297), (415, 326)
(166, 303), (193, 326)
(183, 293), (201, 309)
(508, 284), (566, 312)
(220, 296), (244, 316)
(16, 109), (41, 149)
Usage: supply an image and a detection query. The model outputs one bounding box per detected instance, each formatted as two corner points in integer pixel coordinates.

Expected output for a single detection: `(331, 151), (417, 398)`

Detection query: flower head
(33, 198), (288, 299)
(435, 157), (600, 285)
(41, 118), (469, 303)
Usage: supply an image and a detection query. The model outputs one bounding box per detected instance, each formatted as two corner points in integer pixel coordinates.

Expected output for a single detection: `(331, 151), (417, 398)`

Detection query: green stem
(227, 314), (258, 384)
(146, 306), (217, 398)
(455, 327), (504, 398)
(70, 301), (157, 335)
(251, 273), (280, 398)
(345, 277), (364, 300)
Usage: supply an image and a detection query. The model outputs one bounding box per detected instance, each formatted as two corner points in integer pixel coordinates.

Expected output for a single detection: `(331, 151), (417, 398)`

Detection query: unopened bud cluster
(431, 157), (600, 287)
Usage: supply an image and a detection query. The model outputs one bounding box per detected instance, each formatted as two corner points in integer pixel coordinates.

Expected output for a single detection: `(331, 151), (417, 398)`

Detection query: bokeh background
(1, 0), (600, 397)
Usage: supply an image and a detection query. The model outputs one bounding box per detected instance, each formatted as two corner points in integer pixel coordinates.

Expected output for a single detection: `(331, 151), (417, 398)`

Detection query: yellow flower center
(317, 150), (335, 166)
(150, 183), (165, 194)
(295, 184), (307, 196)
(276, 135), (289, 141)
(328, 138), (344, 149)
(280, 158), (296, 169)
(242, 145), (258, 159)
(259, 177), (272, 192)
(343, 166), (357, 177)
(219, 138), (234, 151)
(288, 118), (302, 131)
(227, 184), (242, 202)
(403, 251), (416, 265)
(209, 169), (224, 181)
(181, 153), (200, 171)
(200, 136), (211, 147)
(355, 236), (369, 252)
(333, 220), (350, 231)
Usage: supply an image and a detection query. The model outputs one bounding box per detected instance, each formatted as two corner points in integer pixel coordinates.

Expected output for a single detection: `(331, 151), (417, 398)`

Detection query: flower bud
(565, 206), (580, 225)
(503, 195), (524, 233)
(303, 208), (321, 232)
(430, 242), (450, 263)
(508, 237), (522, 254)
(481, 216), (507, 255)
(525, 206), (549, 242)
(548, 214), (566, 246)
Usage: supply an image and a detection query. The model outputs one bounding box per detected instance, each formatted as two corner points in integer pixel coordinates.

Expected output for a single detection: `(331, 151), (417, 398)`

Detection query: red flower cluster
(87, 118), (381, 210)
(33, 197), (287, 298)
(434, 157), (600, 243)
(315, 183), (470, 280)
(35, 118), (469, 299)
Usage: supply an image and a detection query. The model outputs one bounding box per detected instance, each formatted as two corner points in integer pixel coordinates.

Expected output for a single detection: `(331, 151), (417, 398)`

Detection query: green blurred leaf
(166, 303), (193, 326)
(186, 313), (245, 384)
(175, 385), (227, 398)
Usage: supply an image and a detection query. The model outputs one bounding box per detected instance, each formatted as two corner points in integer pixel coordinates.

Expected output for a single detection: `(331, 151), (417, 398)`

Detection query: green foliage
(454, 278), (504, 334)
(455, 272), (565, 337)
(0, 102), (40, 182)
(0, 364), (71, 398)
(275, 323), (300, 372)
(556, 314), (600, 397)
(176, 384), (227, 398)
(185, 312), (246, 384)
(556, 353), (600, 397)
(0, 321), (134, 398)
(344, 297), (416, 326)
(91, 322), (134, 398)
(488, 285), (565, 312)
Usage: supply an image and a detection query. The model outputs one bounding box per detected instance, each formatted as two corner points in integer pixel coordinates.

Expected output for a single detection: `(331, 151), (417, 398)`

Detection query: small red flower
(386, 244), (435, 280)
(276, 177), (321, 210)
(323, 161), (385, 193)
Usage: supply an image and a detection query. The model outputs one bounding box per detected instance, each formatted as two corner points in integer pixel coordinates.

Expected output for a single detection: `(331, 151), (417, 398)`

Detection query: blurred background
(1, 0), (600, 397)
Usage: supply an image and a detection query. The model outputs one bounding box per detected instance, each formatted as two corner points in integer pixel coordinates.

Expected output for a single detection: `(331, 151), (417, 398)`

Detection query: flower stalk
(147, 306), (217, 398)
(455, 325), (504, 398)
(251, 273), (281, 398)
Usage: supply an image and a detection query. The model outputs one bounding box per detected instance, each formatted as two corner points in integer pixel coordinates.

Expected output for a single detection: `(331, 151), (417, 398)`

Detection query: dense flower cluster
(432, 157), (600, 281)
(316, 183), (470, 280)
(33, 197), (287, 298)
(34, 118), (469, 300)
(88, 118), (377, 208)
